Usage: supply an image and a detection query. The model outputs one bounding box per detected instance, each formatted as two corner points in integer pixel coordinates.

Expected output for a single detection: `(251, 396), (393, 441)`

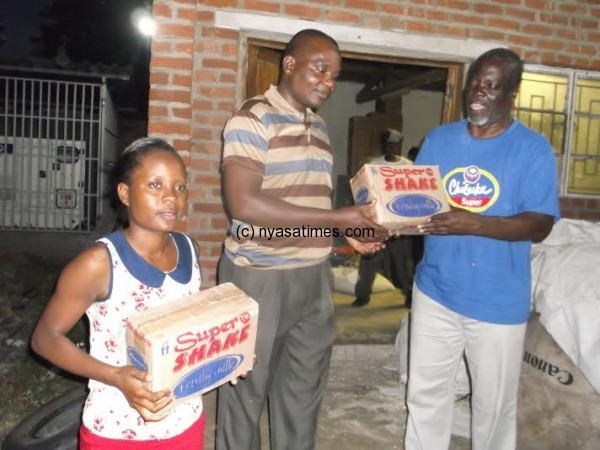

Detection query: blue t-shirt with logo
(415, 119), (560, 324)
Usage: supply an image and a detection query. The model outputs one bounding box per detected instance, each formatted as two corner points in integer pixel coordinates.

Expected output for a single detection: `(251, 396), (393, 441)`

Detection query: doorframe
(217, 10), (504, 119)
(245, 38), (463, 124)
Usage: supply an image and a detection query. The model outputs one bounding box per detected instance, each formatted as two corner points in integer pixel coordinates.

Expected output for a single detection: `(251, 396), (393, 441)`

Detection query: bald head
(283, 29), (339, 59)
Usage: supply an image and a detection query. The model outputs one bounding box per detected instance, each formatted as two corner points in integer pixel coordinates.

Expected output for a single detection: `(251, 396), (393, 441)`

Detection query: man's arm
(222, 164), (387, 241)
(417, 209), (554, 243)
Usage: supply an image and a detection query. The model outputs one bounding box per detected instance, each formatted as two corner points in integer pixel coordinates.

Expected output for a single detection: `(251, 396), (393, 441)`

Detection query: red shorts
(79, 414), (205, 449)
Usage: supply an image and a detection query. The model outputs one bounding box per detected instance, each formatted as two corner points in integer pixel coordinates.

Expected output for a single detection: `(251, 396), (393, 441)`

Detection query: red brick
(405, 21), (433, 33)
(242, 0), (279, 13)
(195, 113), (229, 128)
(222, 43), (239, 57)
(474, 3), (502, 14)
(175, 42), (194, 55)
(508, 35), (533, 47)
(200, 0), (237, 7)
(524, 0), (551, 9)
(150, 72), (170, 85)
(190, 157), (212, 171)
(586, 32), (600, 43)
(537, 39), (564, 51)
(201, 143), (224, 154)
(152, 56), (193, 71)
(493, 0), (520, 4)
(203, 58), (238, 71)
(201, 27), (240, 40)
(153, 4), (173, 18)
(193, 174), (221, 186)
(586, 199), (600, 210)
(556, 54), (572, 67)
(192, 203), (225, 214)
(423, 10), (449, 21)
(152, 40), (172, 53)
(556, 29), (578, 41)
(539, 13), (569, 26)
(196, 10), (215, 22)
(196, 41), (222, 53)
(307, 0), (341, 5)
(345, 0), (377, 11)
(192, 127), (213, 140)
(187, 216), (211, 230)
(437, 0), (470, 9)
(173, 74), (192, 87)
(571, 18), (595, 30)
(381, 3), (410, 15)
(219, 73), (237, 83)
(172, 106), (192, 119)
(193, 100), (214, 111)
(522, 24), (552, 36)
(505, 7), (535, 21)
(436, 25), (468, 38)
(194, 69), (217, 83)
(158, 23), (194, 39)
(284, 4), (321, 19)
(198, 86), (236, 98)
(211, 217), (229, 230)
(177, 7), (197, 21)
(217, 101), (236, 112)
(451, 14), (485, 26)
(149, 121), (191, 136)
(523, 51), (542, 64)
(148, 104), (169, 117)
(470, 29), (505, 41)
(173, 138), (191, 152)
(325, 10), (361, 23)
(540, 52), (556, 65)
(559, 4), (585, 14)
(488, 18), (520, 31)
(150, 88), (190, 104)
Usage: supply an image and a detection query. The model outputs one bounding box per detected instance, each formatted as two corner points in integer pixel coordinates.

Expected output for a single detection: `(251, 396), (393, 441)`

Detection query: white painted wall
(401, 90), (445, 152)
(319, 81), (374, 178)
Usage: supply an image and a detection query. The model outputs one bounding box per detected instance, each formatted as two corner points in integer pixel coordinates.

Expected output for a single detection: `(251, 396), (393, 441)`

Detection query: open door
(245, 45), (283, 100)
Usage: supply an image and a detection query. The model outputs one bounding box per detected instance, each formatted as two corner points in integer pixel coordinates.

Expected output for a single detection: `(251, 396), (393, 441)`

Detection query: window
(515, 67), (600, 197)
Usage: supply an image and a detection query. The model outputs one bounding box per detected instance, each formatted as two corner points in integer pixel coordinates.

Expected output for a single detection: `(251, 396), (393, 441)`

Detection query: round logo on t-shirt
(443, 165), (499, 212)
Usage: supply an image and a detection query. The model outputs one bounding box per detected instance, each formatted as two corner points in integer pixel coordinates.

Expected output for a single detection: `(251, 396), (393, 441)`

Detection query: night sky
(0, 0), (49, 58)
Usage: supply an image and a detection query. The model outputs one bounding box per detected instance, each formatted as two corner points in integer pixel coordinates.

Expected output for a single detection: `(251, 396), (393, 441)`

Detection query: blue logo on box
(386, 194), (443, 217)
(173, 355), (244, 398)
(127, 347), (148, 372)
(355, 187), (369, 205)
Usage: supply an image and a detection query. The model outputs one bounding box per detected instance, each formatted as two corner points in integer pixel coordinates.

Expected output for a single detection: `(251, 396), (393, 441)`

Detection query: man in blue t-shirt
(404, 48), (560, 450)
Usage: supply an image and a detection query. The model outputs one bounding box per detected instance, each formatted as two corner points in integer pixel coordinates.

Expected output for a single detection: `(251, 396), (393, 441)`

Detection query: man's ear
(117, 182), (130, 207)
(282, 55), (295, 75)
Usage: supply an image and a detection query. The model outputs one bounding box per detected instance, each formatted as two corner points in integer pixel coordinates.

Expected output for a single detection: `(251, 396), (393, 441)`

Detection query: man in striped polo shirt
(216, 29), (386, 450)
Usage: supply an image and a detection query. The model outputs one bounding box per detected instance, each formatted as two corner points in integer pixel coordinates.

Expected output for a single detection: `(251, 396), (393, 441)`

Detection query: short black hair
(283, 29), (339, 59)
(108, 137), (184, 227)
(467, 48), (524, 93)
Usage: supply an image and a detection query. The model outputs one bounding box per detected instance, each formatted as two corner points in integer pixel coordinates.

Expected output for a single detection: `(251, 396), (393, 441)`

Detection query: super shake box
(125, 282), (258, 403)
(350, 164), (450, 233)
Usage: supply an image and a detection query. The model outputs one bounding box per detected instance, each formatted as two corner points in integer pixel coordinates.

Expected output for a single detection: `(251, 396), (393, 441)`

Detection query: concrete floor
(201, 288), (472, 450)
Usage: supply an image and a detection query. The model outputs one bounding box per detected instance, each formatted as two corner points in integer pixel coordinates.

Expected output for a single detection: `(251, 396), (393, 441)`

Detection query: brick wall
(149, 0), (600, 285)
(560, 197), (600, 222)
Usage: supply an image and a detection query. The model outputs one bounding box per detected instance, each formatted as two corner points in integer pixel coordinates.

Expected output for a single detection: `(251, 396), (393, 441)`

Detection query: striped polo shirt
(222, 85), (334, 269)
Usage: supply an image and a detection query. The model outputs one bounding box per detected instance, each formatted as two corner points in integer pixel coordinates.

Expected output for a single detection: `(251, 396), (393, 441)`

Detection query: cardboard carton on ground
(350, 164), (450, 233)
(126, 282), (258, 404)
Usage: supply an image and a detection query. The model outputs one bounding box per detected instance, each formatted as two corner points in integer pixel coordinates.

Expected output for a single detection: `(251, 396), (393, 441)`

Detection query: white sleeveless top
(82, 231), (203, 440)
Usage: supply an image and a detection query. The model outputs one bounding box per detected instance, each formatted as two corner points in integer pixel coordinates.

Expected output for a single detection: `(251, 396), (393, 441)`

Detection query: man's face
(283, 37), (341, 111)
(464, 59), (516, 128)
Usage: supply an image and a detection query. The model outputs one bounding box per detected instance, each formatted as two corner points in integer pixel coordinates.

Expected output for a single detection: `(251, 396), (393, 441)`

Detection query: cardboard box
(350, 164), (450, 233)
(126, 282), (258, 403)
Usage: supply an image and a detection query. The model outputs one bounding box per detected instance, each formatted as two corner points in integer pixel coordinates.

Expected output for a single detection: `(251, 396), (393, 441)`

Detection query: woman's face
(118, 150), (188, 232)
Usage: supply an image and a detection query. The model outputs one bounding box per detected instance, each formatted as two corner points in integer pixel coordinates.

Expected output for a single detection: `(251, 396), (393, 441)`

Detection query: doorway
(245, 39), (463, 183)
